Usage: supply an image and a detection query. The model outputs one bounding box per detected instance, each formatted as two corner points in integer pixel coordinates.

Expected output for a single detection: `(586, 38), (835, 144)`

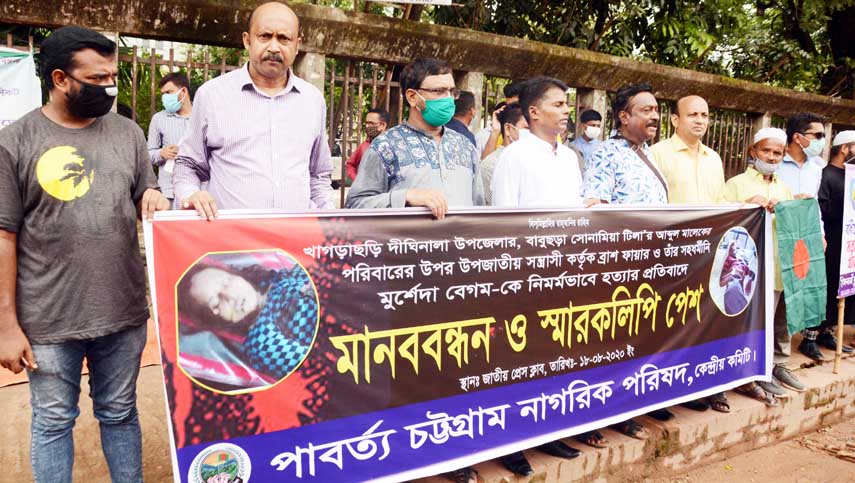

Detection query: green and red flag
(775, 198), (827, 336)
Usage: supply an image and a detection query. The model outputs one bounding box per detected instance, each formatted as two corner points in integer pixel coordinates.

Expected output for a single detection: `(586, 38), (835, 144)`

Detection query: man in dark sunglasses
(779, 113), (853, 362)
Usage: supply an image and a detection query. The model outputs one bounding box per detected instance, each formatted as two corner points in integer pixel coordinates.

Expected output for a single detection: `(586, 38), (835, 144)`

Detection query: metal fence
(0, 30), (821, 196)
(325, 60), (401, 181)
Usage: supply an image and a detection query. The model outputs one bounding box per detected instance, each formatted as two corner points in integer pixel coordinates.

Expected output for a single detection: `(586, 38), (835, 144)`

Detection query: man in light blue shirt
(778, 112), (825, 199)
(570, 109), (603, 161)
(779, 112), (846, 363)
(147, 72), (192, 205)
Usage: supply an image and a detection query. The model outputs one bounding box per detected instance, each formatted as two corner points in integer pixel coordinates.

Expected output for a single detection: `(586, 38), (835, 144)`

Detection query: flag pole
(834, 297), (845, 374)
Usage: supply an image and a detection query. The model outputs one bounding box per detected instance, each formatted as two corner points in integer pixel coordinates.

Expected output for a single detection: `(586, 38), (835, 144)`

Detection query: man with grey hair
(724, 127), (797, 406)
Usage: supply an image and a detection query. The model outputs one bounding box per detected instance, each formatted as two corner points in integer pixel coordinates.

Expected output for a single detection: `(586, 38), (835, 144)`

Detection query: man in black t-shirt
(0, 26), (169, 482)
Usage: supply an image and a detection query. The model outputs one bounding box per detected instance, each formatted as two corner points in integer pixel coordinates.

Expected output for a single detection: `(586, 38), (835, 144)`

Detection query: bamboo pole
(834, 298), (845, 374)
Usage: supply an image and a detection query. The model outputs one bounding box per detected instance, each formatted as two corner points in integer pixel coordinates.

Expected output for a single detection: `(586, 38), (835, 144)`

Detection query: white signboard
(0, 48), (41, 129)
(838, 164), (855, 297)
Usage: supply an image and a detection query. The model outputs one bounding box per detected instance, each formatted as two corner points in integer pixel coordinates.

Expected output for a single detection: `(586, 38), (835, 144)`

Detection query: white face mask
(753, 159), (780, 176)
(584, 125), (601, 140)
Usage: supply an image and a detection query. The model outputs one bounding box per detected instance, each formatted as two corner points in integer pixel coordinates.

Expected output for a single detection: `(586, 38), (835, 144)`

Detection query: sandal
(576, 430), (609, 448)
(681, 399), (710, 411)
(707, 392), (731, 413)
(442, 466), (481, 483)
(612, 419), (649, 440)
(735, 382), (779, 407)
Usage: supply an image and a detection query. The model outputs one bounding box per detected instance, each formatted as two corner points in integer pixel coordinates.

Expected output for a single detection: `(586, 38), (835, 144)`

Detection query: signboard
(0, 48), (41, 129)
(144, 206), (772, 483)
(838, 164), (855, 298)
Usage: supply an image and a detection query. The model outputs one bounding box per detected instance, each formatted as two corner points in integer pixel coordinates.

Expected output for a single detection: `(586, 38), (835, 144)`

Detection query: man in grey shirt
(148, 72), (193, 204)
(0, 26), (169, 483)
(345, 58), (485, 218)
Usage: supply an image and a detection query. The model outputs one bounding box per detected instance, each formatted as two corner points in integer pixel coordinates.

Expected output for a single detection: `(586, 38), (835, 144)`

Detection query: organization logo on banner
(187, 443), (251, 483)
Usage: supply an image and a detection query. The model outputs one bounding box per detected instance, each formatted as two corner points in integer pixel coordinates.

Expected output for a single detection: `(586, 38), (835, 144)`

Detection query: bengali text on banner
(144, 205), (773, 483)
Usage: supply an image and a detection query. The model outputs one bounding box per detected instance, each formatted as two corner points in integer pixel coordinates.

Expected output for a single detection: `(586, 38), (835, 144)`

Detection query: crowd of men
(0, 2), (854, 483)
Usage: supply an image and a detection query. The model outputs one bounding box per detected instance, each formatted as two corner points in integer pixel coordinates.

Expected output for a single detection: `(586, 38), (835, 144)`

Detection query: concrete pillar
(575, 88), (608, 139)
(294, 52), (326, 92)
(750, 112), (772, 134)
(456, 71), (484, 131)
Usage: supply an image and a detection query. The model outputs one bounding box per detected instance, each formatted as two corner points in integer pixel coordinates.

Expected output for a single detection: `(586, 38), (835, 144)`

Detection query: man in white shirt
(489, 77), (585, 477)
(491, 77), (583, 207)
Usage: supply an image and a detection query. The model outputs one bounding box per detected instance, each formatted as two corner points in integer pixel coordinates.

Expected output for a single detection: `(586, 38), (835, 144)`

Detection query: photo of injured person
(175, 250), (319, 394)
(709, 227), (758, 316)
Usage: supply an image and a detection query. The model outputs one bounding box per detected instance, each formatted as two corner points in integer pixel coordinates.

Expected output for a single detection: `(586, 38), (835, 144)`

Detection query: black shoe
(680, 399), (710, 411)
(798, 339), (824, 362)
(537, 440), (581, 459)
(649, 408), (675, 421)
(500, 451), (533, 476)
(816, 332), (855, 353)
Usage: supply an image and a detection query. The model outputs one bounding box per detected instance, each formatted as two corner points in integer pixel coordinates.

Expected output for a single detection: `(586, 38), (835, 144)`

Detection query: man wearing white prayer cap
(723, 127), (796, 406)
(815, 130), (855, 356)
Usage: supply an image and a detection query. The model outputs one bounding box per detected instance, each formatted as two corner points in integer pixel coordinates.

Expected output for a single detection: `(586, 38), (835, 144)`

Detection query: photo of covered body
(709, 227), (759, 316)
(176, 250), (319, 393)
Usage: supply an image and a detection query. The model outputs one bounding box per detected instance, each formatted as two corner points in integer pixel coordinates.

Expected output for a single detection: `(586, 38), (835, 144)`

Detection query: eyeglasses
(800, 131), (825, 140)
(417, 87), (461, 99)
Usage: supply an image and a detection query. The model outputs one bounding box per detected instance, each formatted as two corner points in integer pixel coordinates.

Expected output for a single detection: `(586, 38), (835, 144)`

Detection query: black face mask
(64, 73), (117, 119)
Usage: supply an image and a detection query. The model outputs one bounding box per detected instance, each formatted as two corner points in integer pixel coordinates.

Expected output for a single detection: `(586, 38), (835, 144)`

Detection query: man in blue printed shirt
(582, 83), (668, 206)
(345, 57), (484, 483)
(345, 58), (485, 218)
(579, 83), (671, 443)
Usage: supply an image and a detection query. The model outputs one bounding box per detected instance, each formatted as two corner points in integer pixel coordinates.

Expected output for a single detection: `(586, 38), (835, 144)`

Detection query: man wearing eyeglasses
(345, 58), (485, 218)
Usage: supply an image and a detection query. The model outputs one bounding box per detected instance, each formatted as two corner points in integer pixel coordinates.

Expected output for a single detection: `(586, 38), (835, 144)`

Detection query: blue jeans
(27, 322), (146, 483)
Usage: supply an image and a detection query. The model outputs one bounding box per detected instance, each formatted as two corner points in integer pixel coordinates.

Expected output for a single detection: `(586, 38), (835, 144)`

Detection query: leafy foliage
(431, 0), (855, 97)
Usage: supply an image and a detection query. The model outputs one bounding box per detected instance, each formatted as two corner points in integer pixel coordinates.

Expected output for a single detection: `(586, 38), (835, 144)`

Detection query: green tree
(429, 0), (855, 97)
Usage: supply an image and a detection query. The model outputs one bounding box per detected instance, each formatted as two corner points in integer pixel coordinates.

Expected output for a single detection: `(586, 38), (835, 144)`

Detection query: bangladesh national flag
(775, 199), (827, 336)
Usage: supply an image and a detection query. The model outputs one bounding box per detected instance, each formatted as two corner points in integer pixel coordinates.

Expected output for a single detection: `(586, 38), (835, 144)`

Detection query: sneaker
(772, 365), (806, 392)
(757, 379), (786, 398)
(798, 339), (825, 362)
(816, 332), (855, 353)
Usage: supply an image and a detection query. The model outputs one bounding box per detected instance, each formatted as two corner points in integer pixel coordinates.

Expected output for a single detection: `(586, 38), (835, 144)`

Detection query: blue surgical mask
(803, 138), (825, 158)
(162, 89), (184, 113)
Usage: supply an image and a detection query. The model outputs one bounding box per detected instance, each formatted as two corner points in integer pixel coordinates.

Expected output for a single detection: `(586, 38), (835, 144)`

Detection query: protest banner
(834, 164), (855, 372)
(0, 48), (41, 129)
(144, 205), (772, 483)
(838, 164), (855, 299)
